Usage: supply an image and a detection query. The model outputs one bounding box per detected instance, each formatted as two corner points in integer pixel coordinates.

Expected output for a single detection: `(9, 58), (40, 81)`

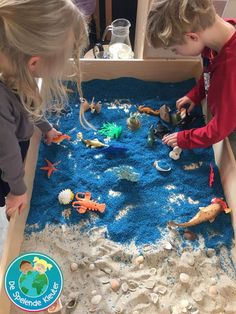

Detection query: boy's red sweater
(177, 19), (236, 149)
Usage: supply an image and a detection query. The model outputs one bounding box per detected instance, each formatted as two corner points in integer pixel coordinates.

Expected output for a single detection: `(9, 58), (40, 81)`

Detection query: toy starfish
(40, 159), (61, 178)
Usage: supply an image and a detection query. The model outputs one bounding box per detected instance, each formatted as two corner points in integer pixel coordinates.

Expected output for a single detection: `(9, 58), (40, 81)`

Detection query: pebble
(164, 242), (172, 250)
(135, 256), (144, 264)
(111, 279), (120, 291)
(70, 262), (79, 272)
(91, 295), (102, 305)
(154, 286), (167, 295)
(179, 273), (190, 284)
(91, 290), (97, 295)
(208, 285), (218, 297)
(144, 280), (155, 289)
(191, 291), (203, 303)
(89, 263), (95, 271)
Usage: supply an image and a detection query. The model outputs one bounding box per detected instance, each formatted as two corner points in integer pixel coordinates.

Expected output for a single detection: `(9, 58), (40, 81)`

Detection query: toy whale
(168, 198), (231, 228)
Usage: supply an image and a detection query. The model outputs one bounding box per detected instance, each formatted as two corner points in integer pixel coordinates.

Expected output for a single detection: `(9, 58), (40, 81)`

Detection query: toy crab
(72, 192), (106, 214)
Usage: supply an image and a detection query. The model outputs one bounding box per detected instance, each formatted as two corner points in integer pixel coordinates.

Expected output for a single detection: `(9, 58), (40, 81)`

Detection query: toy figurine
(72, 192), (106, 214)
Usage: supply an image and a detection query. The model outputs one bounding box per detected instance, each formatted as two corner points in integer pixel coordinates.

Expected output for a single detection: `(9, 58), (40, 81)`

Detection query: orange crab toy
(72, 192), (106, 214)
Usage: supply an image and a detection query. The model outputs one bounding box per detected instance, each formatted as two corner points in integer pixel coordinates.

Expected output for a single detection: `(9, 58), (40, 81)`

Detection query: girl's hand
(44, 128), (62, 145)
(176, 96), (195, 113)
(6, 192), (28, 218)
(162, 132), (178, 147)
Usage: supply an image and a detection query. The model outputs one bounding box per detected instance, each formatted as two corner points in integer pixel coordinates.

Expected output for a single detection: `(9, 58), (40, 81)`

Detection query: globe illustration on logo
(19, 271), (49, 297)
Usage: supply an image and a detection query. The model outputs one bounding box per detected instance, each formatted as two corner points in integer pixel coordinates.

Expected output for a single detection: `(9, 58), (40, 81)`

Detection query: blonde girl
(0, 0), (88, 218)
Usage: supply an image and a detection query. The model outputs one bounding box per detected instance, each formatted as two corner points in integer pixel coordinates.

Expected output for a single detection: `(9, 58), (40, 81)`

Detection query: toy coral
(98, 122), (122, 139)
(58, 189), (74, 205)
(77, 132), (108, 148)
(72, 192), (106, 214)
(40, 159), (61, 178)
(168, 198), (231, 228)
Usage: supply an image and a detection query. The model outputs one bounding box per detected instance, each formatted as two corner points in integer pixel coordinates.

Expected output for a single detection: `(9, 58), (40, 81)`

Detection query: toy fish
(51, 134), (71, 144)
(168, 198), (231, 228)
(138, 105), (160, 116)
(77, 132), (107, 148)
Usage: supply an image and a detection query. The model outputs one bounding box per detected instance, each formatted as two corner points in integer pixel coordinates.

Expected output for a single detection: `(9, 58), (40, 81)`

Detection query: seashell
(173, 146), (182, 155)
(145, 280), (155, 289)
(91, 295), (102, 305)
(101, 276), (110, 284)
(164, 242), (172, 250)
(154, 286), (167, 295)
(180, 252), (195, 266)
(70, 262), (79, 272)
(169, 150), (180, 160)
(191, 291), (203, 303)
(47, 298), (63, 313)
(91, 290), (97, 295)
(135, 256), (144, 265)
(114, 305), (123, 313)
(206, 248), (216, 258)
(153, 160), (171, 172)
(121, 282), (129, 293)
(150, 293), (159, 304)
(179, 273), (190, 284)
(160, 104), (171, 123)
(111, 278), (120, 292)
(66, 299), (77, 309)
(89, 263), (95, 270)
(208, 285), (218, 297)
(128, 280), (138, 291)
(150, 268), (157, 275)
(183, 230), (197, 241)
(58, 189), (74, 205)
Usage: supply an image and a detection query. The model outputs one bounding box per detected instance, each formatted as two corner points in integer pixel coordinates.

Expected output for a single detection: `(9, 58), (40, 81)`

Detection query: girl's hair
(0, 0), (88, 120)
(146, 0), (216, 48)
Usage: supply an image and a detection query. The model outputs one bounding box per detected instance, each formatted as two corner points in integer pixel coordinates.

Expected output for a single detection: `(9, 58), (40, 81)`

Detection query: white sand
(12, 222), (236, 314)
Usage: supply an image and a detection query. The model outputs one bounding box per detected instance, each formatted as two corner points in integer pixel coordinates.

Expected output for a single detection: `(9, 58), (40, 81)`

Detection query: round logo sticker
(4, 252), (63, 312)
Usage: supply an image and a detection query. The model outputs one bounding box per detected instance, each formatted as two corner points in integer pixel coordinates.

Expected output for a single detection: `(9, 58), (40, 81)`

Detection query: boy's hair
(0, 0), (88, 120)
(146, 0), (216, 48)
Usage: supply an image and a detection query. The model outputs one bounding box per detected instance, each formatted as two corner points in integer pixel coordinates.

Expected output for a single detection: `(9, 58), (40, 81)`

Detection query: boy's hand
(6, 192), (28, 218)
(162, 132), (178, 147)
(176, 96), (195, 113)
(44, 128), (62, 145)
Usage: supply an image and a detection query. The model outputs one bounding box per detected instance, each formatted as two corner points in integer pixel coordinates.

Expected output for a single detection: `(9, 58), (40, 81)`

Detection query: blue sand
(27, 78), (234, 251)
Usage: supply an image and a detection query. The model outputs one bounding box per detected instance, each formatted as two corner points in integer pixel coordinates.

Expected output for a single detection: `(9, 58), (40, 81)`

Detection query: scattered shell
(101, 276), (110, 284)
(128, 280), (138, 291)
(143, 244), (152, 252)
(66, 299), (77, 309)
(180, 252), (195, 266)
(114, 305), (123, 313)
(89, 263), (95, 271)
(183, 230), (197, 241)
(173, 146), (182, 154)
(153, 160), (171, 172)
(208, 285), (218, 297)
(191, 291), (203, 302)
(70, 262), (79, 272)
(164, 242), (172, 250)
(154, 286), (167, 295)
(58, 189), (74, 205)
(47, 298), (63, 313)
(111, 279), (120, 291)
(91, 295), (102, 305)
(169, 150), (180, 160)
(135, 256), (144, 265)
(206, 248), (216, 258)
(144, 280), (155, 289)
(179, 273), (190, 284)
(150, 293), (159, 304)
(91, 290), (97, 295)
(150, 268), (157, 275)
(61, 208), (72, 219)
(121, 282), (129, 293)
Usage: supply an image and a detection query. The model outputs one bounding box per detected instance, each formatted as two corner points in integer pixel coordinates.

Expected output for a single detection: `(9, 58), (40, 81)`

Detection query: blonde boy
(146, 0), (236, 149)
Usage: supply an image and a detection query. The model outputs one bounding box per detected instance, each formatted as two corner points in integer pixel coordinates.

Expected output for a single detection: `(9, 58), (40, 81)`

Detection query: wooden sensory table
(0, 58), (236, 314)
